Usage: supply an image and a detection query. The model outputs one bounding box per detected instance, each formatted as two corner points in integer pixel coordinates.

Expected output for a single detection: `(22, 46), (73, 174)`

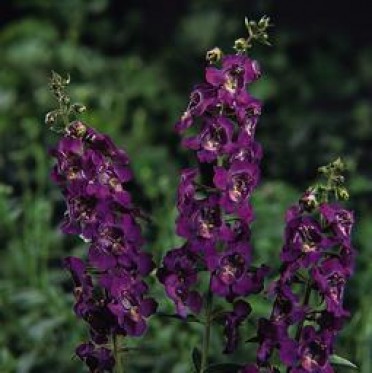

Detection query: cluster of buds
(244, 159), (355, 372)
(48, 74), (157, 372)
(158, 35), (268, 355)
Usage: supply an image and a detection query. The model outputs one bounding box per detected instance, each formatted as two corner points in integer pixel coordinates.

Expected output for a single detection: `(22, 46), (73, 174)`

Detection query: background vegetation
(0, 1), (371, 372)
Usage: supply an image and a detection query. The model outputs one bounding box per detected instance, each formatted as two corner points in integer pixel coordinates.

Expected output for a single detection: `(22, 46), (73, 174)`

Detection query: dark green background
(0, 1), (371, 372)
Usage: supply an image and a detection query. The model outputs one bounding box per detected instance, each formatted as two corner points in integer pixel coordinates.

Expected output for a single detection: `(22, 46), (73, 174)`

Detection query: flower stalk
(200, 288), (213, 372)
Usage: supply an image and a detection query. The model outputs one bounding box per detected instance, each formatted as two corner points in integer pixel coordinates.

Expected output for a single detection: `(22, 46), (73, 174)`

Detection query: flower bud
(72, 103), (87, 114)
(206, 47), (222, 64)
(337, 187), (349, 201)
(234, 38), (249, 52)
(45, 111), (57, 125)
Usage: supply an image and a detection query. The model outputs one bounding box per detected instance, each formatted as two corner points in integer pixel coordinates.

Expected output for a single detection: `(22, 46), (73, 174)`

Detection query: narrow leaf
(330, 354), (358, 370)
(204, 363), (243, 373)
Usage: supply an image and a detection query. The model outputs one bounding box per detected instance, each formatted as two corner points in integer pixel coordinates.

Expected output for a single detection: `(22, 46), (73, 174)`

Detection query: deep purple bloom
(182, 116), (234, 163)
(175, 84), (218, 133)
(206, 244), (267, 300)
(157, 247), (202, 317)
(206, 54), (261, 92)
(320, 203), (354, 245)
(76, 342), (115, 372)
(222, 300), (251, 354)
(176, 194), (223, 248)
(108, 276), (157, 336)
(256, 318), (296, 366)
(281, 215), (329, 267)
(312, 258), (350, 317)
(214, 161), (259, 219)
(290, 326), (334, 373)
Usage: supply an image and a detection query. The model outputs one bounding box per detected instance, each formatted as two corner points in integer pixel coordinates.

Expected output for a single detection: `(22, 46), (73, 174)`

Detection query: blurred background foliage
(0, 0), (371, 372)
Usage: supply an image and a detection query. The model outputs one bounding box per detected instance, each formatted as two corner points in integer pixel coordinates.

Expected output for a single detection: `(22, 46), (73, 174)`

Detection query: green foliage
(0, 1), (371, 372)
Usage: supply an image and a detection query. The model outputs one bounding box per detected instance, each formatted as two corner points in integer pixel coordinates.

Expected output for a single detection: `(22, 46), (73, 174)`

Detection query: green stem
(113, 333), (123, 373)
(200, 287), (213, 373)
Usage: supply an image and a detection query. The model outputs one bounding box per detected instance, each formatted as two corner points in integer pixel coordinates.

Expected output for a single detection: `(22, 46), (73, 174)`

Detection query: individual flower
(256, 318), (296, 366)
(281, 215), (329, 267)
(206, 244), (267, 300)
(176, 194), (223, 248)
(175, 84), (218, 133)
(290, 326), (334, 373)
(182, 116), (234, 163)
(76, 342), (115, 373)
(222, 300), (251, 354)
(108, 276), (157, 336)
(319, 203), (354, 245)
(157, 247), (202, 317)
(312, 258), (350, 317)
(214, 161), (259, 219)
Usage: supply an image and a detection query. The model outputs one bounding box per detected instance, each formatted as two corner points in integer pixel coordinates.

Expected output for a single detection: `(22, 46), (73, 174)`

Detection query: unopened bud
(71, 103), (87, 113)
(337, 187), (349, 200)
(299, 188), (318, 212)
(61, 95), (70, 105)
(67, 120), (87, 138)
(206, 47), (222, 64)
(234, 38), (249, 52)
(45, 111), (57, 125)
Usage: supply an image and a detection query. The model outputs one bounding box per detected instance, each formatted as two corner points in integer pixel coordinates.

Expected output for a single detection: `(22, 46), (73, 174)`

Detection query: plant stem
(113, 333), (123, 373)
(295, 279), (312, 341)
(200, 287), (213, 373)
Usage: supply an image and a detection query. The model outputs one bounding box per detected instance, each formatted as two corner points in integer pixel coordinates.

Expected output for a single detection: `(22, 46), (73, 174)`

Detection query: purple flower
(256, 318), (295, 366)
(157, 247), (202, 317)
(206, 244), (267, 300)
(312, 258), (350, 317)
(222, 300), (251, 354)
(281, 215), (329, 267)
(176, 194), (223, 248)
(177, 168), (198, 210)
(290, 326), (334, 373)
(206, 54), (261, 92)
(76, 342), (115, 372)
(175, 84), (218, 133)
(108, 276), (157, 336)
(320, 203), (354, 245)
(269, 282), (306, 326)
(229, 138), (263, 165)
(182, 116), (234, 163)
(214, 161), (259, 219)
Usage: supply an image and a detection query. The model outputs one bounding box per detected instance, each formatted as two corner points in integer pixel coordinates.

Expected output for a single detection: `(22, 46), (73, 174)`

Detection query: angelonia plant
(46, 72), (157, 372)
(44, 16), (357, 373)
(157, 15), (271, 371)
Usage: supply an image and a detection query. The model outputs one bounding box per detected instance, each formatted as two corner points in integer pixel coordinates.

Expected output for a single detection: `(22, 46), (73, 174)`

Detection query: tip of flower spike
(45, 71), (87, 133)
(235, 15), (273, 52)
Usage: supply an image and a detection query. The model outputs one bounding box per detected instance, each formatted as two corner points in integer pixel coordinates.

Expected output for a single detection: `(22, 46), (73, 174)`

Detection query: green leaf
(204, 363), (243, 373)
(157, 313), (201, 323)
(192, 347), (201, 372)
(330, 354), (358, 370)
(245, 335), (259, 343)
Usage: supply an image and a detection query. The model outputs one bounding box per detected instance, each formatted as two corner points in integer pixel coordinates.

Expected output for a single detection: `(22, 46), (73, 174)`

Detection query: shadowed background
(0, 0), (371, 372)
